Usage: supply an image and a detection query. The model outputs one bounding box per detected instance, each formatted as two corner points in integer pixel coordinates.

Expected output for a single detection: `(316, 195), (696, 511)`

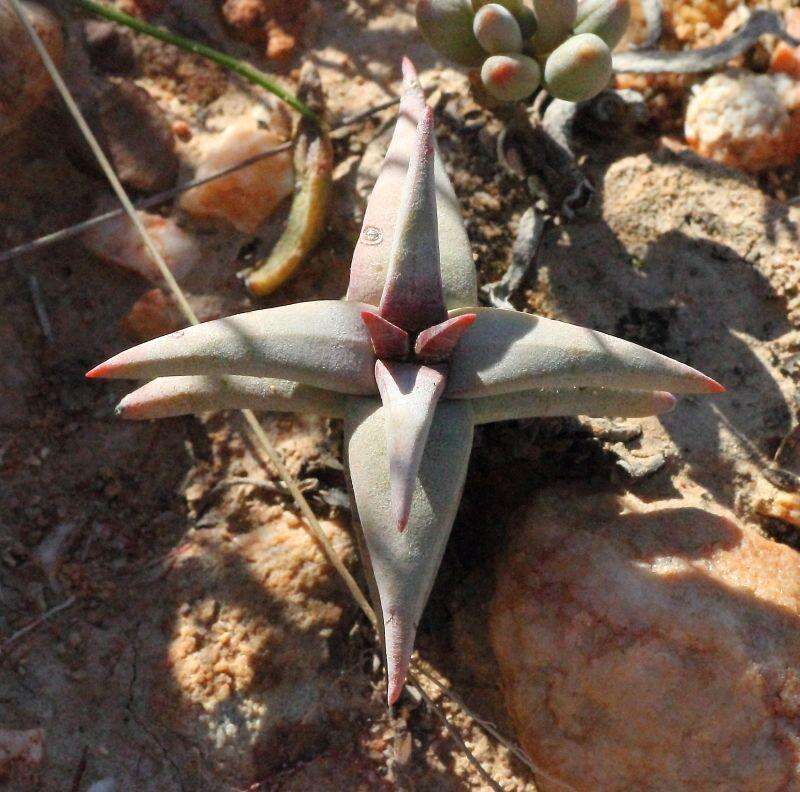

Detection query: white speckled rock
(685, 70), (800, 173)
(491, 487), (800, 791)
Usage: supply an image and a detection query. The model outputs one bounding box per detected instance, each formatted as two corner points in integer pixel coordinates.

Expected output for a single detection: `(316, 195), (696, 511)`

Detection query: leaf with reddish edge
(415, 312), (477, 362)
(361, 310), (410, 359)
(86, 300), (379, 396)
(116, 375), (350, 420)
(374, 360), (446, 532)
(446, 308), (725, 398)
(344, 397), (473, 704)
(378, 107), (447, 332)
(347, 58), (477, 311)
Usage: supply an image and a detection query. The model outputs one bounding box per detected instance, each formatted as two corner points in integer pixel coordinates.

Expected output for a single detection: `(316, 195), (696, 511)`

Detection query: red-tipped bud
(415, 313), (477, 362)
(481, 53), (542, 101)
(361, 311), (410, 359)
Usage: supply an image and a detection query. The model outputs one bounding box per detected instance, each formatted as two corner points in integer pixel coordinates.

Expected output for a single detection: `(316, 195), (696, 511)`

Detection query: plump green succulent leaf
(344, 397), (474, 704)
(471, 385), (676, 424)
(473, 0), (538, 37)
(543, 32), (613, 102)
(473, 3), (524, 53)
(87, 300), (379, 395)
(416, 0), (485, 66)
(116, 375), (350, 420)
(446, 308), (724, 397)
(574, 0), (631, 49)
(481, 52), (542, 100)
(530, 0), (576, 54)
(347, 57), (477, 311)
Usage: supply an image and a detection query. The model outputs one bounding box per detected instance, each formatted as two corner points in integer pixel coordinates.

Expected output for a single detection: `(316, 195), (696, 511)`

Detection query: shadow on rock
(489, 485), (800, 792)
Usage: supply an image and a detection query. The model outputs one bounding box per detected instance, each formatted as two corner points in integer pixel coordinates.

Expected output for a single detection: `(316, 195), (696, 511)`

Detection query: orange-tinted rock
(220, 0), (314, 61)
(121, 288), (184, 341)
(83, 208), (202, 282)
(179, 118), (294, 234)
(490, 488), (800, 792)
(770, 9), (800, 79)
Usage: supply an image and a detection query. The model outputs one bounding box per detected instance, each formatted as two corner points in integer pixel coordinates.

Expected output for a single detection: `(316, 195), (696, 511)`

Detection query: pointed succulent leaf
(481, 54), (542, 101)
(361, 310), (410, 359)
(414, 312), (476, 362)
(344, 398), (474, 704)
(347, 57), (477, 311)
(471, 386), (676, 424)
(446, 308), (724, 397)
(116, 375), (350, 420)
(574, 0), (631, 49)
(378, 107), (448, 332)
(374, 361), (447, 532)
(87, 300), (379, 396)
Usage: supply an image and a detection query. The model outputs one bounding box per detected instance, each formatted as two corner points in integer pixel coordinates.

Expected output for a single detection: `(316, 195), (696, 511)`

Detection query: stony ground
(1, 1), (799, 790)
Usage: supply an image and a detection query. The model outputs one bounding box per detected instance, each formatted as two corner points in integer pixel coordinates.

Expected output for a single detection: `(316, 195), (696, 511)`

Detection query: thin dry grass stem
(412, 664), (531, 769)
(11, 0), (376, 628)
(0, 97), (411, 266)
(407, 670), (505, 792)
(0, 143), (293, 265)
(18, 12), (511, 788)
(0, 595), (77, 654)
(412, 663), (578, 791)
(8, 0), (196, 324)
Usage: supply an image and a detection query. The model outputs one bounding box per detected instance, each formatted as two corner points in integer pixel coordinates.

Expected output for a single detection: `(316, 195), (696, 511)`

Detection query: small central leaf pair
(359, 106), (478, 533)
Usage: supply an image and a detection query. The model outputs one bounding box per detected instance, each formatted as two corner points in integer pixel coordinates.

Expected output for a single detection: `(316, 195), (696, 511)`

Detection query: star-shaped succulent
(88, 58), (722, 705)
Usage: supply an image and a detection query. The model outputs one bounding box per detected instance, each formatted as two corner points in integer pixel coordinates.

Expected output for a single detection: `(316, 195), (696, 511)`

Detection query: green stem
(70, 0), (322, 126)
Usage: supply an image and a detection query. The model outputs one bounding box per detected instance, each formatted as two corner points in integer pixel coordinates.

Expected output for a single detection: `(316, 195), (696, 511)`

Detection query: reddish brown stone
(491, 488), (800, 791)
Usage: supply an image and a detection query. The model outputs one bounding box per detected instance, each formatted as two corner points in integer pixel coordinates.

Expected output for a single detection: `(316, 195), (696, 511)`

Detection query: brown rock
(156, 511), (357, 783)
(490, 488), (800, 791)
(121, 288), (183, 341)
(0, 1), (64, 136)
(0, 728), (44, 787)
(98, 79), (179, 193)
(83, 20), (136, 74)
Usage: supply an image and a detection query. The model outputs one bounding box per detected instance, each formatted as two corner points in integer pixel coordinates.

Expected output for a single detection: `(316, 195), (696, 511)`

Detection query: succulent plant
(87, 58), (723, 705)
(416, 0), (629, 103)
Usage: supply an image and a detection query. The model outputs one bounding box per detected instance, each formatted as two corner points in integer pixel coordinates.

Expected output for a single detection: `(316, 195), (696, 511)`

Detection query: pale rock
(685, 70), (800, 172)
(179, 118), (294, 234)
(490, 487), (800, 791)
(83, 206), (202, 283)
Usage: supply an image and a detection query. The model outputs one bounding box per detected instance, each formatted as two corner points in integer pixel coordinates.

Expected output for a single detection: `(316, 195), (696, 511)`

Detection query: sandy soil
(1, 1), (798, 790)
